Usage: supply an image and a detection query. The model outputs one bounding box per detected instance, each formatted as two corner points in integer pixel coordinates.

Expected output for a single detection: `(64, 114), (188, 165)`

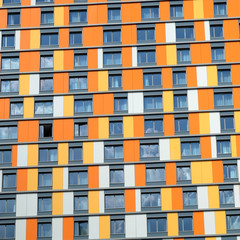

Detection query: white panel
(31, 0), (36, 5)
(17, 145), (28, 167)
(89, 216), (99, 239)
(0, 170), (2, 192)
(132, 47), (137, 67)
(237, 236), (240, 240)
(0, 31), (2, 50)
(128, 92), (144, 114)
(136, 215), (147, 237)
(187, 90), (199, 111)
(63, 192), (73, 214)
(16, 220), (26, 240)
(237, 160), (240, 182)
(52, 218), (63, 240)
(204, 211), (215, 234)
(53, 96), (63, 117)
(159, 139), (170, 161)
(204, 21), (210, 41)
(197, 66), (208, 87)
(210, 112), (221, 134)
(63, 167), (68, 190)
(27, 194), (37, 216)
(234, 185), (240, 207)
(99, 166), (109, 188)
(16, 194), (27, 217)
(135, 189), (141, 212)
(15, 30), (20, 50)
(99, 190), (105, 213)
(197, 186), (209, 209)
(124, 165), (135, 187)
(216, 238), (221, 240)
(165, 23), (176, 43)
(93, 142), (104, 163)
(29, 74), (39, 95)
(125, 215), (136, 238)
(211, 136), (217, 158)
(98, 48), (103, 68)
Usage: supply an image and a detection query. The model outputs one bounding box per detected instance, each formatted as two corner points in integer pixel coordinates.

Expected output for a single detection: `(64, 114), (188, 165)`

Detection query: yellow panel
(215, 211), (226, 234)
(19, 75), (29, 95)
(88, 191), (99, 213)
(123, 116), (134, 138)
(98, 117), (109, 139)
(98, 71), (108, 91)
(52, 168), (63, 190)
(170, 138), (180, 160)
(231, 135), (237, 157)
(54, 50), (64, 71)
(206, 238), (216, 240)
(199, 112), (210, 134)
(207, 66), (218, 86)
(24, 97), (34, 118)
(83, 142), (93, 164)
(27, 169), (38, 191)
(191, 162), (202, 184)
(64, 96), (74, 117)
(99, 216), (110, 239)
(208, 186), (219, 208)
(52, 192), (63, 215)
(28, 144), (38, 166)
(30, 30), (40, 49)
(193, 0), (204, 19)
(167, 213), (178, 236)
(166, 45), (177, 65)
(54, 7), (64, 26)
(202, 161), (213, 183)
(0, 0), (2, 7)
(161, 188), (172, 210)
(163, 91), (173, 112)
(234, 111), (240, 132)
(58, 143), (68, 165)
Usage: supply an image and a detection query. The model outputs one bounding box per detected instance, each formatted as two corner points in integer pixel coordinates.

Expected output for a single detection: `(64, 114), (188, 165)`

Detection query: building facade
(0, 0), (240, 239)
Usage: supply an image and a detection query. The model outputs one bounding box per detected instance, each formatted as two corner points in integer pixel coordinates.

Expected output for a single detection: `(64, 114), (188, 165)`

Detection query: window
(141, 193), (161, 208)
(144, 119), (163, 134)
(0, 199), (15, 213)
(74, 122), (88, 137)
(111, 219), (124, 235)
(38, 173), (52, 187)
(224, 164), (237, 180)
(177, 166), (191, 181)
(218, 69), (231, 83)
(173, 71), (186, 85)
(39, 148), (57, 162)
(104, 145), (123, 159)
(141, 6), (159, 19)
(183, 191), (197, 207)
(103, 30), (121, 44)
(38, 197), (52, 212)
(3, 174), (16, 189)
(210, 24), (223, 39)
(40, 55), (53, 69)
(41, 12), (53, 24)
(36, 0), (53, 3)
(143, 73), (161, 87)
(109, 121), (123, 136)
(35, 101), (53, 115)
(2, 35), (14, 48)
(40, 78), (53, 92)
(110, 169), (124, 184)
(214, 2), (227, 16)
(69, 147), (82, 161)
(146, 168), (165, 183)
(174, 95), (187, 109)
(2, 57), (19, 70)
(104, 52), (121, 66)
(74, 196), (88, 210)
(176, 26), (194, 41)
(137, 28), (155, 41)
(175, 118), (188, 132)
(10, 102), (23, 116)
(177, 48), (190, 63)
(181, 142), (200, 156)
(0, 126), (18, 140)
(219, 190), (234, 205)
(227, 215), (240, 230)
(217, 140), (231, 155)
(179, 217), (193, 232)
(0, 224), (15, 239)
(114, 98), (127, 112)
(74, 221), (88, 237)
(221, 116), (234, 131)
(69, 77), (87, 90)
(38, 222), (51, 237)
(144, 96), (162, 110)
(109, 75), (122, 89)
(170, 3), (183, 18)
(74, 54), (87, 67)
(211, 46), (225, 61)
(214, 93), (233, 107)
(3, 0), (20, 4)
(7, 12), (20, 25)
(140, 144), (159, 158)
(138, 50), (156, 64)
(70, 32), (82, 45)
(41, 33), (58, 46)
(70, 10), (87, 23)
(147, 218), (167, 233)
(69, 171), (88, 186)
(39, 124), (52, 138)
(1, 79), (18, 93)
(74, 99), (92, 113)
(108, 8), (121, 21)
(105, 194), (124, 209)
(0, 150), (11, 164)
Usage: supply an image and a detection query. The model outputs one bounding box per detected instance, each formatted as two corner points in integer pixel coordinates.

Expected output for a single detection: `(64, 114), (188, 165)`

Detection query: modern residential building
(0, 0), (240, 239)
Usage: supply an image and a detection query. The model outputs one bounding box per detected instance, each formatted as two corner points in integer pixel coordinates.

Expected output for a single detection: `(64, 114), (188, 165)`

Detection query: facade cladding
(1, 0), (240, 239)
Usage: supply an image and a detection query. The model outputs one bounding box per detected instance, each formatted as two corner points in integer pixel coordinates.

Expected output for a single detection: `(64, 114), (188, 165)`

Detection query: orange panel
(184, 0), (194, 19)
(88, 49), (98, 69)
(63, 217), (74, 240)
(125, 189), (135, 212)
(124, 140), (139, 162)
(53, 73), (69, 94)
(122, 25), (137, 45)
(88, 72), (98, 92)
(191, 43), (211, 64)
(0, 98), (9, 119)
(82, 27), (103, 47)
(164, 114), (174, 136)
(212, 160), (224, 183)
(20, 52), (40, 72)
(88, 5), (107, 24)
(134, 116), (144, 137)
(55, 0), (73, 4)
(122, 69), (143, 90)
(231, 65), (240, 85)
(135, 164), (146, 186)
(64, 50), (74, 70)
(198, 89), (214, 110)
(160, 1), (170, 20)
(200, 137), (211, 158)
(172, 187), (183, 210)
(165, 163), (176, 185)
(17, 169), (27, 191)
(224, 20), (239, 40)
(59, 28), (69, 48)
(103, 94), (114, 114)
(64, 6), (69, 25)
(93, 94), (114, 115)
(88, 118), (99, 139)
(233, 88), (240, 109)
(122, 3), (141, 23)
(193, 212), (205, 235)
(26, 219), (37, 240)
(162, 68), (172, 88)
(22, 0), (30, 6)
(156, 46), (167, 65)
(203, 0), (214, 18)
(53, 119), (74, 141)
(12, 145), (17, 167)
(20, 30), (30, 50)
(155, 23), (166, 43)
(194, 22), (205, 41)
(186, 66), (197, 87)
(0, 10), (7, 28)
(189, 113), (200, 135)
(21, 8), (40, 28)
(227, 0), (240, 17)
(88, 166), (99, 188)
(122, 47), (132, 67)
(225, 42), (240, 62)
(18, 121), (39, 142)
